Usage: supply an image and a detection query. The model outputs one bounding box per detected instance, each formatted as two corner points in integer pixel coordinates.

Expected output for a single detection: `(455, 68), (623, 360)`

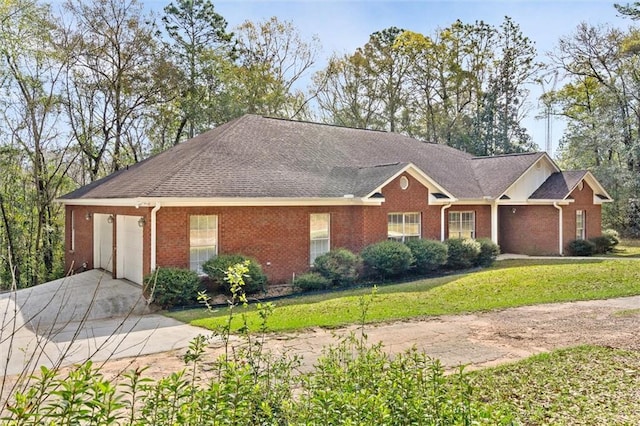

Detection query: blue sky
(144, 0), (633, 154)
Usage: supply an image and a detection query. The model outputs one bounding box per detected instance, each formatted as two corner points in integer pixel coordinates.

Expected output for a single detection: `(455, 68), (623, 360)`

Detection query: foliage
(312, 248), (361, 287)
(293, 272), (332, 292)
(446, 238), (481, 269)
(405, 239), (448, 273)
(472, 345), (640, 424)
(202, 254), (267, 295)
(475, 238), (501, 267)
(568, 239), (596, 256)
(182, 259), (640, 332)
(143, 268), (202, 309)
(360, 240), (415, 279)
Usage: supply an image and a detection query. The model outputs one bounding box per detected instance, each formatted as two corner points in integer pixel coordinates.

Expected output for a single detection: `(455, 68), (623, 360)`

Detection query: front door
(93, 213), (113, 272)
(116, 215), (144, 285)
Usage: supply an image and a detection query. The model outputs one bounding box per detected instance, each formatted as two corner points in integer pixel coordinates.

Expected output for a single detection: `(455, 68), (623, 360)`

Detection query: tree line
(0, 0), (638, 289)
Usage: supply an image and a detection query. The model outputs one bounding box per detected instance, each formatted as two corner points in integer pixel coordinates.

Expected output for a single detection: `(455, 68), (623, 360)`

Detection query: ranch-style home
(59, 114), (612, 285)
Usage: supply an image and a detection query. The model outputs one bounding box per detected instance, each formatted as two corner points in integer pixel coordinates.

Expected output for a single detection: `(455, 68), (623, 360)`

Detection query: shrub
(446, 238), (481, 270)
(202, 254), (267, 295)
(360, 240), (414, 279)
(568, 239), (596, 256)
(405, 239), (448, 274)
(143, 267), (202, 309)
(293, 272), (332, 292)
(475, 238), (500, 267)
(313, 248), (361, 287)
(590, 229), (620, 254)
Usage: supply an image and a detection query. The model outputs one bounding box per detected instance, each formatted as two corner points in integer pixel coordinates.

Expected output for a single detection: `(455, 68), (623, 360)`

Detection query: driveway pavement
(1, 270), (205, 377)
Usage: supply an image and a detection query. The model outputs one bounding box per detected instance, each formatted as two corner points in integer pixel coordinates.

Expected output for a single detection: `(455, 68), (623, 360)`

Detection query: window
(190, 215), (218, 274)
(388, 213), (421, 242)
(448, 211), (475, 239)
(576, 210), (586, 240)
(310, 213), (330, 264)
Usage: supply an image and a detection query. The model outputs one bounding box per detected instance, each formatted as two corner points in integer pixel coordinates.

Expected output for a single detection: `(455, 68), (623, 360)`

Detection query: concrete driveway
(1, 270), (205, 377)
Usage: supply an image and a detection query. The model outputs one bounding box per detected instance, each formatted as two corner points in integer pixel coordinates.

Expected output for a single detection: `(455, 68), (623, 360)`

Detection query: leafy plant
(590, 229), (619, 254)
(475, 238), (500, 267)
(568, 239), (596, 256)
(143, 267), (202, 309)
(293, 272), (332, 292)
(405, 239), (448, 274)
(445, 238), (481, 269)
(360, 240), (414, 279)
(313, 248), (361, 287)
(202, 254), (267, 295)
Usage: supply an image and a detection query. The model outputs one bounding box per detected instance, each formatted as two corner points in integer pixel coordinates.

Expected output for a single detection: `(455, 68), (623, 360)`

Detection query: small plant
(568, 239), (596, 256)
(202, 254), (267, 295)
(475, 238), (500, 267)
(313, 248), (361, 287)
(293, 272), (332, 292)
(405, 239), (448, 274)
(360, 240), (414, 279)
(143, 267), (202, 309)
(590, 229), (620, 254)
(445, 238), (481, 269)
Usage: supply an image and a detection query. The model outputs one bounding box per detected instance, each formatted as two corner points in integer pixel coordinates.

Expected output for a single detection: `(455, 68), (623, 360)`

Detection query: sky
(144, 0), (634, 155)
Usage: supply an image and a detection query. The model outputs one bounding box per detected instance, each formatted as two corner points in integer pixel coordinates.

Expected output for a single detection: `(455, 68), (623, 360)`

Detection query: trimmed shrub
(568, 239), (596, 256)
(446, 238), (481, 270)
(590, 229), (620, 254)
(475, 238), (500, 267)
(405, 239), (448, 274)
(202, 254), (267, 295)
(143, 267), (202, 309)
(360, 240), (414, 279)
(313, 248), (361, 287)
(293, 272), (332, 292)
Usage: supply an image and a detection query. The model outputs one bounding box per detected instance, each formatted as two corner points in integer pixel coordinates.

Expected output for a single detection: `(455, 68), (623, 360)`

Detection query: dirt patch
(90, 295), (640, 381)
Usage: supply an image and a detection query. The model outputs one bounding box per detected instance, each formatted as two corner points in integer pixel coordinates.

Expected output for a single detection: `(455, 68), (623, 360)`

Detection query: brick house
(58, 114), (612, 285)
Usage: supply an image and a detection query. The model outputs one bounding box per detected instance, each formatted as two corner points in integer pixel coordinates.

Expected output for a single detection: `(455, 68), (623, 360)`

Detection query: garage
(116, 215), (144, 285)
(93, 213), (113, 272)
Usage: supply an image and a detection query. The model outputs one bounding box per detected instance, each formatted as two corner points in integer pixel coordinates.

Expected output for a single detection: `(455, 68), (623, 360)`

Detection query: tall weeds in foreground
(2, 262), (515, 424)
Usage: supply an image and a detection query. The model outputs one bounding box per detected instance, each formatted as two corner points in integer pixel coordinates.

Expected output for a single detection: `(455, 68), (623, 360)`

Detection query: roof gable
(530, 170), (613, 204)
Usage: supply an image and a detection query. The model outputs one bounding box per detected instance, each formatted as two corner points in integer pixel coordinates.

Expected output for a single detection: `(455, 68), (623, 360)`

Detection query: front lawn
(606, 238), (640, 258)
(167, 258), (640, 332)
(471, 345), (640, 424)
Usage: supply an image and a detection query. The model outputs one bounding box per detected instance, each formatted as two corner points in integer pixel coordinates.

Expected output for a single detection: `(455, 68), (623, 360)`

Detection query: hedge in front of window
(361, 240), (414, 279)
(405, 239), (448, 274)
(313, 248), (361, 287)
(567, 239), (596, 256)
(475, 238), (500, 267)
(202, 254), (267, 295)
(445, 238), (481, 270)
(143, 267), (203, 309)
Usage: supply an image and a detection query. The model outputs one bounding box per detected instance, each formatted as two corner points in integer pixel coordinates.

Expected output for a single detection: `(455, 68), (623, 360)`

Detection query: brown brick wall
(562, 183), (602, 250)
(499, 205), (559, 255)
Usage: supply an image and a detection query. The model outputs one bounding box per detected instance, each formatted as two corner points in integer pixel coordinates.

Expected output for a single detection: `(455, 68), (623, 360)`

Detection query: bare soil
(94, 295), (640, 380)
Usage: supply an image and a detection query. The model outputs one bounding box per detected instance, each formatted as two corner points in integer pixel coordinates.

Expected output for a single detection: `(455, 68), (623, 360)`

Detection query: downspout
(151, 202), (161, 271)
(440, 203), (452, 242)
(490, 201), (499, 245)
(553, 202), (563, 255)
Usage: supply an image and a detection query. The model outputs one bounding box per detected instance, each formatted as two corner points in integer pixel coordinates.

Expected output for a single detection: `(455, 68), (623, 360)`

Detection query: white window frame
(310, 213), (330, 265)
(576, 210), (586, 240)
(448, 211), (476, 239)
(387, 212), (421, 242)
(189, 215), (218, 274)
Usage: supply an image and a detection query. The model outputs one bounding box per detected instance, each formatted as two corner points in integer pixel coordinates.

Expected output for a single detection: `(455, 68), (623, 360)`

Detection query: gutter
(553, 201), (563, 255)
(440, 203), (452, 242)
(151, 202), (161, 270)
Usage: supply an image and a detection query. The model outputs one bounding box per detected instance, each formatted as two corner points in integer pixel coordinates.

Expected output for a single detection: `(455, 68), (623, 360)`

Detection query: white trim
(150, 202), (161, 271)
(365, 163), (457, 202)
(497, 154), (560, 200)
(553, 202), (563, 255)
(57, 196), (386, 207)
(490, 202), (498, 244)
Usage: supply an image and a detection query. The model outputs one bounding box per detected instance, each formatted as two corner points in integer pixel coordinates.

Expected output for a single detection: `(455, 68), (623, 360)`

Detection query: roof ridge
(260, 114), (392, 134)
(471, 151), (542, 160)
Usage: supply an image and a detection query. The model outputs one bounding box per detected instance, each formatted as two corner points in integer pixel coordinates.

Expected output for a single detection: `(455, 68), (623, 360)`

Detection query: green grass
(169, 258), (640, 332)
(606, 239), (640, 258)
(471, 345), (640, 425)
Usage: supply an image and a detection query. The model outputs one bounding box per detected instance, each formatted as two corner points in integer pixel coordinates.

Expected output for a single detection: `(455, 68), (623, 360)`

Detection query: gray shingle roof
(530, 171), (588, 200)
(60, 114), (556, 201)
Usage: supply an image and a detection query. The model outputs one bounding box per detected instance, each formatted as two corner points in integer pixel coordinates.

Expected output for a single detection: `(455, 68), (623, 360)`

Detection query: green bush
(202, 254), (267, 295)
(568, 239), (596, 256)
(590, 229), (620, 254)
(143, 267), (202, 309)
(313, 248), (361, 287)
(446, 238), (481, 270)
(405, 239), (448, 274)
(475, 238), (500, 267)
(360, 240), (414, 279)
(294, 272), (332, 292)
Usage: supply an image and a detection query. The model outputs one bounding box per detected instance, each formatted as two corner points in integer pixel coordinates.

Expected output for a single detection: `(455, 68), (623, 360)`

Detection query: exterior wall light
(107, 215), (114, 224)
(511, 208), (517, 214)
(85, 212), (92, 221)
(138, 217), (146, 227)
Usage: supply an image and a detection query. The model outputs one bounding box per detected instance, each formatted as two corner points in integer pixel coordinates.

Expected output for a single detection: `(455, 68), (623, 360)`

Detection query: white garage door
(93, 214), (113, 272)
(116, 215), (144, 285)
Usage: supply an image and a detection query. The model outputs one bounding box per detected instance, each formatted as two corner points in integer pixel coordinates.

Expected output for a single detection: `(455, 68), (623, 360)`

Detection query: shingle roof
(529, 171), (588, 200)
(59, 114), (554, 201)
